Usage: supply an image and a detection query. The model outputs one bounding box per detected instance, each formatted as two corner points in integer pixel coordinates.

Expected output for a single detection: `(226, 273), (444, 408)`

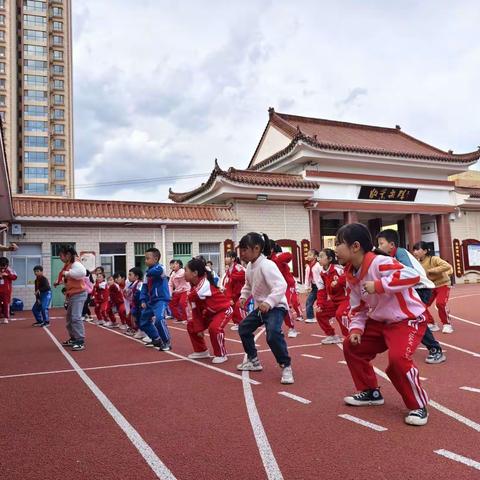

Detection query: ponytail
(238, 232), (272, 257)
(321, 248), (338, 264)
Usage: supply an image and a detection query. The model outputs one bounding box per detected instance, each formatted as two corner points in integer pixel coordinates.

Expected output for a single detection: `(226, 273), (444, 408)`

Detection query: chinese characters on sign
(358, 186), (418, 202)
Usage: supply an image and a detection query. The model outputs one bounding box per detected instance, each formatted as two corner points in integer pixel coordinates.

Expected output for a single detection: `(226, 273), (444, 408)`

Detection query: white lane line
(338, 360), (347, 365)
(278, 391), (311, 404)
(226, 343), (324, 358)
(301, 354), (323, 360)
(449, 293), (480, 301)
(460, 386), (480, 394)
(449, 314), (480, 327)
(0, 368), (75, 379)
(90, 323), (260, 385)
(168, 325), (260, 346)
(311, 334), (327, 338)
(434, 449), (480, 471)
(242, 327), (284, 480)
(43, 328), (177, 480)
(438, 341), (480, 358)
(338, 414), (387, 432)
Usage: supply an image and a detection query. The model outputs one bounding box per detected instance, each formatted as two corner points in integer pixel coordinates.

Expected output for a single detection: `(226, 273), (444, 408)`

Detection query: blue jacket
(140, 264), (171, 304)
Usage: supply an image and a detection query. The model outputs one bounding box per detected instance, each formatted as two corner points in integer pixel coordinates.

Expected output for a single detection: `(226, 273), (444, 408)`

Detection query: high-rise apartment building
(0, 0), (73, 197)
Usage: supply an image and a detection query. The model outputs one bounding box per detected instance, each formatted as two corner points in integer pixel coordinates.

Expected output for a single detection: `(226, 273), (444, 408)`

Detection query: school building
(2, 108), (480, 308)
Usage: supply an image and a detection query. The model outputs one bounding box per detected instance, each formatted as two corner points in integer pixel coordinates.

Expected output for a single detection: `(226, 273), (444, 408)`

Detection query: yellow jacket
(419, 255), (453, 288)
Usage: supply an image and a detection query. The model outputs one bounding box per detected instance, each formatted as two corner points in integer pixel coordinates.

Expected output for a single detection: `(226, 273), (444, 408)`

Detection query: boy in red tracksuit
(222, 251), (246, 331)
(92, 272), (109, 325)
(168, 260), (190, 323)
(185, 258), (233, 364)
(105, 275), (127, 328)
(0, 257), (17, 324)
(315, 248), (349, 344)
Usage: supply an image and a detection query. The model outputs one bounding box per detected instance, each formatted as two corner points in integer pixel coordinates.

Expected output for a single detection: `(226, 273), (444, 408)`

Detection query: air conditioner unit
(11, 224), (22, 235)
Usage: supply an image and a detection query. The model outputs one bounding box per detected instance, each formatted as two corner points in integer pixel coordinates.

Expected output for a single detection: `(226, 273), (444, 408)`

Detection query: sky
(72, 0), (480, 202)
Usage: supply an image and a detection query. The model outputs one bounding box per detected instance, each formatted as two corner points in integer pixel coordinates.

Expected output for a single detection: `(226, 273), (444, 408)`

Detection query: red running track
(1, 284), (479, 479)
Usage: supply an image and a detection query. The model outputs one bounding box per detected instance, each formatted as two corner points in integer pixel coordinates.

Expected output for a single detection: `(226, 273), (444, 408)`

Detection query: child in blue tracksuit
(139, 248), (172, 351)
(32, 265), (52, 327)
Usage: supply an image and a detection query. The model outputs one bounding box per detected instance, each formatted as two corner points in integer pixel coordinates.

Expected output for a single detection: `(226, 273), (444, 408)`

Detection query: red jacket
(92, 280), (109, 304)
(108, 282), (124, 305)
(270, 252), (296, 287)
(317, 264), (348, 306)
(0, 267), (17, 295)
(222, 263), (245, 300)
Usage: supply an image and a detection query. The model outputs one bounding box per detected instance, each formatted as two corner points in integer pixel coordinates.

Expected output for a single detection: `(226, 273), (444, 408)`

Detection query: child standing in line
(304, 249), (322, 323)
(105, 275), (127, 328)
(124, 267), (143, 336)
(92, 272), (109, 325)
(336, 223), (429, 426)
(0, 257), (17, 324)
(222, 251), (246, 332)
(32, 265), (51, 327)
(206, 261), (220, 287)
(82, 269), (94, 322)
(139, 248), (172, 351)
(113, 272), (128, 330)
(237, 233), (294, 385)
(168, 260), (190, 323)
(185, 258), (233, 364)
(315, 248), (348, 344)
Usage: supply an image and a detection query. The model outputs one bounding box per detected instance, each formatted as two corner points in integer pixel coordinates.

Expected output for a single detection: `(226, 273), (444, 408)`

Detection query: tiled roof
(168, 160), (319, 203)
(13, 196), (238, 223)
(249, 109), (480, 170)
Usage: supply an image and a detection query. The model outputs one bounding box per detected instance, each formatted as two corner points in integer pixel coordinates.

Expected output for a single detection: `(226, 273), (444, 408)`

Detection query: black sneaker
(344, 388), (384, 406)
(32, 322), (43, 327)
(144, 338), (163, 348)
(425, 348), (446, 364)
(62, 338), (75, 347)
(71, 342), (85, 351)
(160, 341), (172, 352)
(42, 322), (50, 328)
(405, 407), (428, 426)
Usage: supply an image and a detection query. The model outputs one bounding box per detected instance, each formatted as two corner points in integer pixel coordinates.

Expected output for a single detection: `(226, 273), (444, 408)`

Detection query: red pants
(169, 291), (188, 321)
(106, 301), (127, 324)
(424, 285), (450, 325)
(286, 286), (302, 317)
(0, 291), (11, 319)
(94, 301), (108, 321)
(343, 318), (428, 410)
(187, 309), (231, 357)
(315, 299), (349, 336)
(232, 296), (247, 325)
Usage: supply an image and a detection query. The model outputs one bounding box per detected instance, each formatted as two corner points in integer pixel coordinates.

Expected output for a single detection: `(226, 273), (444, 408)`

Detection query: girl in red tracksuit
(0, 257), (17, 324)
(222, 251), (246, 331)
(185, 258), (233, 364)
(105, 276), (128, 327)
(315, 248), (349, 344)
(92, 272), (109, 324)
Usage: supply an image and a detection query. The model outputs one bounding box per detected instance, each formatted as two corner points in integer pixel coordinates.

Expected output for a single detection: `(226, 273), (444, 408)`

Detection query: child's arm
(428, 256), (453, 275)
(275, 252), (293, 265)
(148, 264), (165, 278)
(139, 283), (148, 307)
(65, 262), (86, 280)
(365, 258), (420, 295)
(239, 269), (252, 307)
(168, 273), (174, 294)
(348, 283), (368, 341)
(262, 262), (287, 310)
(4, 268), (17, 281)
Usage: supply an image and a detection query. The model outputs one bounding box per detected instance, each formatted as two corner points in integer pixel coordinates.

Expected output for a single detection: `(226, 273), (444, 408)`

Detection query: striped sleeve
(374, 257), (420, 294)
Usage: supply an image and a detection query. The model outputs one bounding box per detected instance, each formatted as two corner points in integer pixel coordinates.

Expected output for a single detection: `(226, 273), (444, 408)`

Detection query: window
(53, 94), (64, 105)
(25, 120), (48, 132)
(0, 95), (5, 106)
(199, 243), (221, 273)
(0, 111), (5, 122)
(24, 182), (48, 194)
(0, 46), (4, 57)
(53, 123), (64, 134)
(24, 1), (47, 12)
(53, 21), (63, 31)
(24, 89), (47, 101)
(0, 62), (5, 73)
(11, 244), (42, 286)
(24, 29), (47, 42)
(0, 78), (5, 90)
(24, 59), (47, 71)
(0, 0), (4, 9)
(25, 104), (48, 116)
(52, 64), (63, 74)
(25, 167), (48, 178)
(134, 242), (155, 271)
(0, 15), (5, 25)
(172, 242), (192, 267)
(55, 184), (65, 195)
(24, 74), (47, 86)
(52, 35), (63, 45)
(53, 108), (64, 119)
(54, 169), (64, 180)
(0, 31), (5, 42)
(100, 243), (126, 277)
(53, 154), (65, 164)
(23, 14), (46, 26)
(25, 135), (48, 147)
(24, 151), (48, 163)
(53, 50), (63, 60)
(24, 44), (47, 56)
(51, 6), (63, 16)
(53, 79), (64, 89)
(53, 138), (64, 149)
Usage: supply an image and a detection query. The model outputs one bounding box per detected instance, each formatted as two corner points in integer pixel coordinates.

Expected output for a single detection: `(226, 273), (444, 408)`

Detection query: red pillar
(309, 210), (321, 251)
(436, 214), (454, 266)
(406, 213), (421, 250)
(343, 211), (359, 224)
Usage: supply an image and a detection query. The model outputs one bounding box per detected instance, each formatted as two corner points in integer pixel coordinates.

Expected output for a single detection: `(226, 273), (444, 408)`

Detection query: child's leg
(263, 307), (291, 367)
(290, 288), (302, 317)
(41, 291), (52, 324)
(384, 320), (429, 410)
(424, 289), (437, 324)
(68, 292), (87, 343)
(100, 301), (109, 321)
(32, 300), (42, 323)
(238, 309), (263, 359)
(153, 301), (170, 343)
(138, 305), (161, 340)
(207, 310), (230, 357)
(343, 320), (387, 391)
(315, 301), (336, 336)
(421, 327), (441, 351)
(0, 293), (10, 319)
(94, 304), (102, 320)
(106, 303), (116, 323)
(335, 300), (349, 337)
(305, 288), (317, 319)
(117, 302), (128, 324)
(169, 294), (180, 320)
(178, 291), (188, 321)
(283, 309), (295, 329)
(187, 317), (208, 352)
(435, 286), (451, 325)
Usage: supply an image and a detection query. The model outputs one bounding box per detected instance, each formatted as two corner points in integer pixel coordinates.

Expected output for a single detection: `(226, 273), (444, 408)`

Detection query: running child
(185, 257), (233, 364)
(336, 223), (429, 426)
(0, 257), (17, 324)
(138, 248), (172, 351)
(168, 259), (190, 323)
(124, 267), (143, 336)
(304, 249), (322, 323)
(92, 272), (109, 325)
(222, 251), (246, 331)
(315, 248), (349, 344)
(32, 265), (51, 327)
(105, 275), (128, 328)
(237, 233), (294, 385)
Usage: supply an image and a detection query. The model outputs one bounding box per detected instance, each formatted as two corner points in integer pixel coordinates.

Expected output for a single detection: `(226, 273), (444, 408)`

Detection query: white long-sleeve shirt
(240, 254), (288, 310)
(304, 261), (323, 289)
(64, 261), (86, 280)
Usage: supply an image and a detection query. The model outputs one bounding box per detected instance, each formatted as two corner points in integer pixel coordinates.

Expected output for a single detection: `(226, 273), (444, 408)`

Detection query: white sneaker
(212, 356), (228, 364)
(281, 365), (294, 384)
(134, 331), (146, 339)
(442, 324), (454, 334)
(305, 318), (316, 324)
(296, 316), (304, 322)
(104, 321), (113, 328)
(119, 324), (128, 330)
(96, 319), (105, 325)
(321, 335), (343, 345)
(141, 336), (152, 343)
(288, 328), (299, 338)
(188, 350), (210, 359)
(237, 358), (263, 371)
(112, 323), (119, 329)
(230, 324), (239, 331)
(2, 318), (9, 324)
(428, 323), (440, 332)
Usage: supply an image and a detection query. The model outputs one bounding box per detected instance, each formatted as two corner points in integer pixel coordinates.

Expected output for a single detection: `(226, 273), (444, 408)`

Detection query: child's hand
(349, 333), (362, 345)
(53, 281), (59, 287)
(197, 332), (204, 338)
(331, 280), (338, 287)
(239, 298), (247, 308)
(141, 302), (146, 309)
(258, 302), (270, 314)
(230, 300), (234, 306)
(363, 281), (376, 294)
(314, 304), (322, 312)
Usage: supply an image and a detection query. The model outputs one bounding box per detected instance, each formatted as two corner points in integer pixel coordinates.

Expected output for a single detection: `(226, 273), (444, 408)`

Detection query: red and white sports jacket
(92, 280), (109, 304)
(346, 252), (426, 335)
(270, 252), (296, 288)
(317, 264), (348, 306)
(222, 263), (246, 300)
(0, 267), (17, 296)
(108, 282), (124, 305)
